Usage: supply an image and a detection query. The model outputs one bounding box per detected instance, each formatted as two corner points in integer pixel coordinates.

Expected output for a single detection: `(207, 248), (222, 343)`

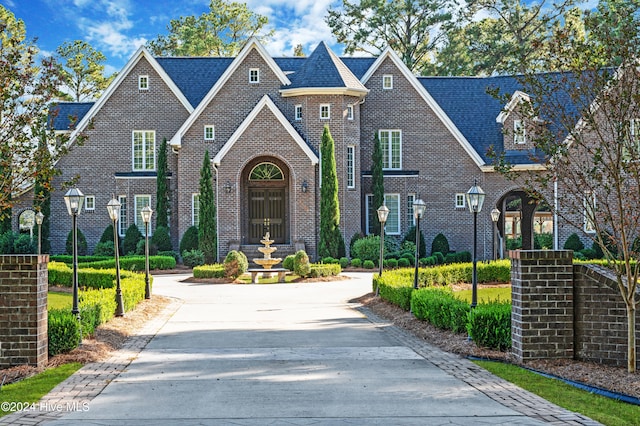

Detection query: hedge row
(410, 287), (469, 333)
(193, 264), (225, 279)
(48, 272), (149, 356)
(48, 261), (144, 289)
(309, 263), (341, 278)
(80, 256), (176, 271)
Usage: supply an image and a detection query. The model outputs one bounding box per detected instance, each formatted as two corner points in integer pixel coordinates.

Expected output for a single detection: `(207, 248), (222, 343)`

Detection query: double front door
(248, 188), (286, 244)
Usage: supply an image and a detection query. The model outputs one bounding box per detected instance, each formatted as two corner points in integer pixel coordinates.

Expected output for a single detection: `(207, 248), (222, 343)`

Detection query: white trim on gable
(65, 47), (193, 148)
(171, 38), (291, 149)
(361, 47), (486, 168)
(496, 90), (531, 124)
(213, 95), (318, 166)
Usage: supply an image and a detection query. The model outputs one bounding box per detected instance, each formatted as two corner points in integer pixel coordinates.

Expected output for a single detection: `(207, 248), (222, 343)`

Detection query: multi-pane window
(366, 193), (400, 235)
(204, 125), (215, 141)
(249, 68), (259, 83)
(84, 195), (95, 211)
(118, 196), (128, 237)
(346, 146), (355, 189)
(383, 74), (393, 90)
(132, 130), (156, 171)
(192, 194), (200, 227)
(407, 194), (416, 227)
(135, 195), (151, 235)
(584, 191), (596, 233)
(455, 193), (466, 208)
(514, 119), (526, 144)
(295, 105), (302, 121)
(320, 104), (330, 120)
(347, 105), (354, 120)
(138, 75), (149, 90)
(379, 130), (401, 169)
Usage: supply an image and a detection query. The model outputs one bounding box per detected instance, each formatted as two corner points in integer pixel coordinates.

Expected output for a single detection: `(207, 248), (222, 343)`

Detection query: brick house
(14, 38), (565, 260)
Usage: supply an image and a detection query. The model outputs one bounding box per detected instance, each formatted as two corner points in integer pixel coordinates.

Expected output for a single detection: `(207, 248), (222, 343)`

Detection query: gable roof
(170, 38), (291, 148)
(50, 102), (94, 131)
(281, 42), (368, 97)
(213, 95), (318, 165)
(362, 47), (486, 168)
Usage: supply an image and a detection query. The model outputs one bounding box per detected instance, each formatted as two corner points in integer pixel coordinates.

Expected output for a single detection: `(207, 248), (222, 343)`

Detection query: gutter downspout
(553, 176), (559, 250)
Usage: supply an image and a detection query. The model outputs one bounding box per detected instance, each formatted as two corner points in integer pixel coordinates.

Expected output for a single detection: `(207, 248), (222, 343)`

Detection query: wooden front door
(248, 188), (286, 244)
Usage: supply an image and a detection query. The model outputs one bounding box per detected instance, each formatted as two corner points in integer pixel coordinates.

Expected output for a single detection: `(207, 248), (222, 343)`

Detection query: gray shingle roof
(50, 102), (94, 131)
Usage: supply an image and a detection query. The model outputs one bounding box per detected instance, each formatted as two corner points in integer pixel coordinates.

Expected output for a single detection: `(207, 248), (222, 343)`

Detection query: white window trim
(347, 105), (354, 120)
(132, 130), (156, 171)
(407, 193), (416, 227)
(584, 191), (596, 233)
(192, 193), (200, 227)
(138, 75), (149, 90)
(84, 195), (95, 211)
(295, 104), (302, 121)
(320, 104), (330, 120)
(346, 145), (355, 189)
(204, 125), (215, 141)
(383, 74), (393, 90)
(366, 193), (401, 235)
(514, 119), (526, 144)
(118, 195), (127, 237)
(249, 68), (260, 84)
(134, 195), (152, 236)
(455, 193), (466, 209)
(379, 129), (402, 170)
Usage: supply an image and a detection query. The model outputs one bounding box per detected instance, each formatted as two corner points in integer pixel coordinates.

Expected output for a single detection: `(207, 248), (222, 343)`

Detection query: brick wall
(0, 255), (48, 368)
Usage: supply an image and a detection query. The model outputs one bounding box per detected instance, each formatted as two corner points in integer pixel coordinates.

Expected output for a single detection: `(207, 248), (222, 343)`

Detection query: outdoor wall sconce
(224, 181), (232, 193)
(301, 180), (308, 193)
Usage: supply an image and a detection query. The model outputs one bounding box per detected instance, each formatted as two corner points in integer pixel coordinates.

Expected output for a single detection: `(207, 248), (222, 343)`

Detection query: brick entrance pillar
(510, 250), (574, 362)
(0, 255), (48, 368)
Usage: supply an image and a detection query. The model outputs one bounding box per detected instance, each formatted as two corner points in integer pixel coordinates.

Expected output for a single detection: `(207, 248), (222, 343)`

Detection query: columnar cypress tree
(33, 135), (51, 253)
(318, 125), (343, 259)
(198, 150), (217, 263)
(371, 132), (385, 235)
(156, 138), (169, 229)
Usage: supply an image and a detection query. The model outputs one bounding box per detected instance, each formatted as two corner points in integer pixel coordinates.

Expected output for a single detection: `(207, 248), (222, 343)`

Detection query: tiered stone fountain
(250, 232), (284, 282)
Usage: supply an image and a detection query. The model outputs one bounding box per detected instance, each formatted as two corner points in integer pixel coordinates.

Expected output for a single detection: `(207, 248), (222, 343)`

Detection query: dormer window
(249, 68), (259, 83)
(204, 125), (215, 142)
(295, 105), (302, 121)
(138, 75), (149, 90)
(514, 119), (526, 144)
(383, 74), (393, 90)
(320, 104), (330, 120)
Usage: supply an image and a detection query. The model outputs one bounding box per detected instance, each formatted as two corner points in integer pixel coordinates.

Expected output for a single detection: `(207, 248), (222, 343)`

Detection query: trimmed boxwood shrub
(467, 302), (512, 350)
(339, 257), (349, 268)
(322, 256), (339, 264)
(283, 255), (295, 271)
(431, 233), (450, 256)
(77, 256), (176, 271)
(351, 235), (380, 264)
(385, 258), (398, 268)
(397, 257), (410, 267)
(410, 287), (470, 333)
(93, 241), (115, 256)
(563, 233), (584, 251)
(182, 249), (205, 268)
(349, 232), (364, 257)
(193, 264), (225, 278)
(374, 272), (414, 311)
(363, 259), (375, 269)
(179, 226), (199, 254)
(122, 224), (143, 255)
(350, 258), (362, 268)
(224, 250), (248, 279)
(310, 263), (341, 277)
(48, 309), (81, 356)
(294, 250), (311, 277)
(152, 226), (172, 252)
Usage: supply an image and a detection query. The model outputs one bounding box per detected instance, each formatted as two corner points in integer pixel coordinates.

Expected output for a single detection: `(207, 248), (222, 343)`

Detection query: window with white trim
(84, 195), (95, 211)
(455, 193), (466, 208)
(346, 146), (355, 189)
(295, 105), (302, 121)
(204, 125), (215, 141)
(347, 105), (354, 120)
(320, 104), (330, 120)
(407, 194), (416, 227)
(379, 129), (401, 170)
(134, 195), (152, 235)
(366, 193), (400, 235)
(584, 191), (596, 233)
(383, 74), (393, 90)
(138, 75), (149, 90)
(514, 119), (526, 144)
(192, 194), (200, 227)
(132, 130), (156, 171)
(249, 68), (259, 83)
(118, 195), (128, 237)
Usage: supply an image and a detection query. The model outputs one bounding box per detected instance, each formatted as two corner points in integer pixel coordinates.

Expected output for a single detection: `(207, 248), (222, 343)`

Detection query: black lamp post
(466, 180), (486, 309)
(64, 188), (85, 320)
(141, 206), (153, 299)
(490, 208), (501, 261)
(35, 211), (44, 256)
(107, 198), (125, 316)
(376, 205), (389, 295)
(412, 199), (426, 289)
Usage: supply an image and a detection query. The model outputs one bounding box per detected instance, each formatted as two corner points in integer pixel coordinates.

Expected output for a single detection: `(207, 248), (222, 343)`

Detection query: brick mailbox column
(0, 255), (49, 368)
(510, 250), (574, 362)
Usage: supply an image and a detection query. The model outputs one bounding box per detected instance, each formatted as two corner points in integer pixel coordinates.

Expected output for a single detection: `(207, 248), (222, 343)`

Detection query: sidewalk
(3, 273), (600, 425)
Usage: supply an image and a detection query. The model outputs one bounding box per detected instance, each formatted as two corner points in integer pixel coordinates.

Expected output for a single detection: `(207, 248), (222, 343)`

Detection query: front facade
(14, 38), (574, 260)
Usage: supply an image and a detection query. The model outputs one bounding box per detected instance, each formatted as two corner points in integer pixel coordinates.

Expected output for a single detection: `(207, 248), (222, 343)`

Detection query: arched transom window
(249, 162), (284, 180)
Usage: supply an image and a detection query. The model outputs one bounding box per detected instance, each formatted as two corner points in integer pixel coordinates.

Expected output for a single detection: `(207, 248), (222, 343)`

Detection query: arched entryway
(495, 190), (553, 253)
(242, 158), (290, 244)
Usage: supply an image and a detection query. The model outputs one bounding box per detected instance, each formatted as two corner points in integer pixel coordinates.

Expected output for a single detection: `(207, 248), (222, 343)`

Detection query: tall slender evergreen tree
(156, 138), (169, 229)
(33, 134), (52, 252)
(198, 150), (217, 263)
(371, 132), (385, 235)
(318, 125), (344, 259)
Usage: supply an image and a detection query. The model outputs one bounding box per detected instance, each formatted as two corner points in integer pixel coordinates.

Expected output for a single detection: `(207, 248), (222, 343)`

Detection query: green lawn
(454, 286), (511, 303)
(0, 363), (82, 418)
(48, 292), (72, 310)
(475, 360), (640, 426)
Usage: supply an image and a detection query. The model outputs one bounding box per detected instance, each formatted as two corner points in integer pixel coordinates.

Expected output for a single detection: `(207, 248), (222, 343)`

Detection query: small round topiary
(363, 259), (375, 269)
(224, 250), (249, 279)
(293, 250), (311, 277)
(563, 233), (584, 251)
(283, 255), (295, 271)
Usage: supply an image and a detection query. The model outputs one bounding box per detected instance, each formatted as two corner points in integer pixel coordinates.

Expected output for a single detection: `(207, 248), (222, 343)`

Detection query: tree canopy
(147, 0), (273, 57)
(56, 40), (113, 102)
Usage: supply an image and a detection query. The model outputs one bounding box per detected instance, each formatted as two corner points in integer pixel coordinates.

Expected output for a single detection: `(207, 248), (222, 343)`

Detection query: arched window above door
(249, 162), (284, 181)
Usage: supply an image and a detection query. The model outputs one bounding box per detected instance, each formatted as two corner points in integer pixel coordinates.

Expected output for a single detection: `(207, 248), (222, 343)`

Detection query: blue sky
(3, 0), (341, 74)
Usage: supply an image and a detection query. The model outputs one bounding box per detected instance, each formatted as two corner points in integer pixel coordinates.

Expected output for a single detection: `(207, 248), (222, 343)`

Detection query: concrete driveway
(35, 272), (598, 425)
